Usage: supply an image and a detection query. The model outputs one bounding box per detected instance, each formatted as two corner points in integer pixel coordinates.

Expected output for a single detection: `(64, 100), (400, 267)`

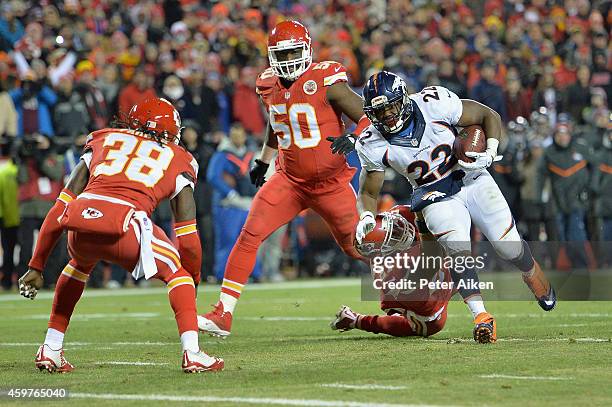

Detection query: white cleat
(35, 345), (74, 373)
(197, 314), (231, 339)
(330, 305), (359, 332)
(181, 350), (224, 373)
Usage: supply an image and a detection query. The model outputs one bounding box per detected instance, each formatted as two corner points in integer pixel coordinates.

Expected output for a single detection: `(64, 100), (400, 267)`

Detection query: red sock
(165, 269), (198, 334)
(357, 315), (417, 337)
(48, 263), (89, 332)
(221, 230), (259, 299)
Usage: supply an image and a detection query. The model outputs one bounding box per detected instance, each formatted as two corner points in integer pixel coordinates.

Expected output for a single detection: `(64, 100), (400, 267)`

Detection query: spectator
(538, 123), (595, 268)
(0, 78), (17, 138)
(184, 70), (220, 134)
(593, 130), (612, 265)
(0, 4), (24, 51)
(9, 71), (57, 137)
(74, 60), (109, 130)
(96, 64), (120, 116)
(15, 134), (66, 285)
(232, 67), (265, 137)
(470, 61), (506, 121)
(504, 75), (532, 122)
(53, 75), (89, 139)
(0, 151), (19, 290)
(562, 65), (592, 124)
(207, 124), (261, 282)
(117, 67), (156, 115)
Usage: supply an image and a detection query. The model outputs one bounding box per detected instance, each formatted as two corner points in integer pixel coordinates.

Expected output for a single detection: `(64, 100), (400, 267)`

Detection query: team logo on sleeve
(82, 208), (104, 219)
(303, 80), (317, 95)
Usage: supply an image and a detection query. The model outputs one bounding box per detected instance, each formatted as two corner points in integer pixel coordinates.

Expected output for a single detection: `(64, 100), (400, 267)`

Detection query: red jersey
(256, 61), (354, 183)
(380, 243), (453, 319)
(81, 128), (198, 216)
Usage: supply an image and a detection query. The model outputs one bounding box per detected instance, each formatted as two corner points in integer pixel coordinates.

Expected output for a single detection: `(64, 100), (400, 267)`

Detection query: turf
(1, 278), (611, 407)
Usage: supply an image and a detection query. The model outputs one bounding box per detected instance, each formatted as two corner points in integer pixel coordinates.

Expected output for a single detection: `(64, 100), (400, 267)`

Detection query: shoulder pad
(311, 61), (348, 87)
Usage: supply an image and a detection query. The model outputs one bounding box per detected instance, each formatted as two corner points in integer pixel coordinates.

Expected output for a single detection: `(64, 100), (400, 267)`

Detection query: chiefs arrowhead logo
(82, 208), (103, 219)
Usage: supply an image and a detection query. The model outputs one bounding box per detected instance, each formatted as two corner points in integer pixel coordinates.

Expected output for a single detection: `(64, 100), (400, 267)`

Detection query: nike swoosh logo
(334, 66), (341, 72)
(473, 173), (482, 180)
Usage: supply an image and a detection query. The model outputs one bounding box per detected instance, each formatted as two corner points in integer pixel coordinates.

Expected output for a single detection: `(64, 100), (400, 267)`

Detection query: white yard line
(240, 317), (330, 321)
(0, 279), (361, 302)
(321, 383), (408, 390)
(69, 392), (446, 407)
(18, 312), (159, 320)
(479, 374), (573, 381)
(99, 361), (168, 366)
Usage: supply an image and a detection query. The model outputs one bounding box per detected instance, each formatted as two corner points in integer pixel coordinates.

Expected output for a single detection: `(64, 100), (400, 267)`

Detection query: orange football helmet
(127, 97), (182, 144)
(356, 207), (416, 257)
(267, 20), (312, 80)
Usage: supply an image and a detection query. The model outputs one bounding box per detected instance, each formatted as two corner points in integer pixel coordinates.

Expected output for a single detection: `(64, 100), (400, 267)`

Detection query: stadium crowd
(0, 0), (610, 289)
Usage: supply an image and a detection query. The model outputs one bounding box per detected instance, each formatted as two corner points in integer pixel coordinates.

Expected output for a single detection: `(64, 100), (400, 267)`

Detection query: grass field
(1, 278), (611, 406)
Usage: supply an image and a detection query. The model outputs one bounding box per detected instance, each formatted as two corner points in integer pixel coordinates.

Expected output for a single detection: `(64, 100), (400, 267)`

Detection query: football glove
(249, 159), (270, 187)
(458, 151), (503, 171)
(19, 269), (44, 300)
(355, 211), (376, 244)
(327, 134), (357, 155)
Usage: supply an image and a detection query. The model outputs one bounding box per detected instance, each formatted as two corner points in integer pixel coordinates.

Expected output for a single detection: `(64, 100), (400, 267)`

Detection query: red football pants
(48, 222), (197, 335)
(358, 307), (448, 337)
(222, 170), (362, 297)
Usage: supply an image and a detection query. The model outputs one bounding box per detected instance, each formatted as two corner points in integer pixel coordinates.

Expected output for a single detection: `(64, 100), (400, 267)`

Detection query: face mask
(164, 86), (184, 100)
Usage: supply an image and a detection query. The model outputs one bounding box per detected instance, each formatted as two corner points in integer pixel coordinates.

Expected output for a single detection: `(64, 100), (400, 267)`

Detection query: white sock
(180, 331), (199, 353)
(220, 293), (238, 314)
(465, 296), (487, 319)
(44, 328), (65, 350)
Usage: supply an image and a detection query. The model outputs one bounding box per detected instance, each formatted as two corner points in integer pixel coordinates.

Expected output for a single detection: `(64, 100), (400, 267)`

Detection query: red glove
(174, 220), (202, 285)
(28, 189), (76, 271)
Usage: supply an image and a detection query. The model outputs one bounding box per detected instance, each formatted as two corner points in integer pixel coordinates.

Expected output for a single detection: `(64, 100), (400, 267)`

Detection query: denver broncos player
(331, 206), (496, 343)
(18, 98), (223, 373)
(354, 71), (556, 320)
(198, 20), (370, 338)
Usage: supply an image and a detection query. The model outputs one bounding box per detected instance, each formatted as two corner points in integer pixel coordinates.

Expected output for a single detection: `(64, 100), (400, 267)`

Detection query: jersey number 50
(93, 133), (174, 187)
(270, 103), (321, 149)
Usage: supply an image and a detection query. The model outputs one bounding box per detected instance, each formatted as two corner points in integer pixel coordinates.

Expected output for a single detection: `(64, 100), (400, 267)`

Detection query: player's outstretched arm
(326, 82), (370, 155)
(170, 186), (202, 285)
(457, 100), (503, 170)
(19, 161), (90, 299)
(356, 170), (384, 244)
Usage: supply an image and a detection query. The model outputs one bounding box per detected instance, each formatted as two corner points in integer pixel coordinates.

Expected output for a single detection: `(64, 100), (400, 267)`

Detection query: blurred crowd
(0, 0), (610, 289)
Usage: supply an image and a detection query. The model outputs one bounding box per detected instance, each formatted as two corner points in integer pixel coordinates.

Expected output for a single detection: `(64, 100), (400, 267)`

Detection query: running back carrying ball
(453, 125), (486, 162)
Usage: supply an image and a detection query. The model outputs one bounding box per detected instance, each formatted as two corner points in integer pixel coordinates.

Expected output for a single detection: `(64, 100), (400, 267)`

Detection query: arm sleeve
(206, 152), (235, 199)
(28, 189), (76, 271)
(174, 219), (201, 284)
(356, 141), (386, 172)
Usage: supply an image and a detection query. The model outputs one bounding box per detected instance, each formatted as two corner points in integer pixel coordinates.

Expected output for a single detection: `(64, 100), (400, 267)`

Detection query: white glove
(458, 151), (502, 171)
(458, 138), (502, 171)
(355, 211), (376, 244)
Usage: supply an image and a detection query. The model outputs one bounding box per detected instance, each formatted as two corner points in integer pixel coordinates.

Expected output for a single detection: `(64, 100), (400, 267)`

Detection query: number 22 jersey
(256, 61), (355, 184)
(81, 128), (198, 216)
(356, 86), (463, 188)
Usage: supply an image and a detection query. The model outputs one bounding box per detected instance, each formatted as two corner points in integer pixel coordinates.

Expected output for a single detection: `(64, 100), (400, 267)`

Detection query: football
(453, 125), (486, 162)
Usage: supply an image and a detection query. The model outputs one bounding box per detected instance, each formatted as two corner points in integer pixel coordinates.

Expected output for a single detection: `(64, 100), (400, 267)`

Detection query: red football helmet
(356, 208), (416, 257)
(267, 20), (312, 81)
(127, 97), (182, 144)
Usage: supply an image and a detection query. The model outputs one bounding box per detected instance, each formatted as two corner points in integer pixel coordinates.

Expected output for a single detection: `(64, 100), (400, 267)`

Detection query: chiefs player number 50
(93, 132), (175, 187)
(270, 103), (322, 149)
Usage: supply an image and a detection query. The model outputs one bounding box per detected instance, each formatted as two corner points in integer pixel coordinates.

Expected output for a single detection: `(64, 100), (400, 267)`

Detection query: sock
(180, 331), (199, 353)
(220, 292), (238, 314)
(358, 315), (417, 337)
(48, 263), (88, 333)
(44, 328), (65, 350)
(465, 295), (487, 319)
(221, 230), (260, 300)
(167, 272), (198, 334)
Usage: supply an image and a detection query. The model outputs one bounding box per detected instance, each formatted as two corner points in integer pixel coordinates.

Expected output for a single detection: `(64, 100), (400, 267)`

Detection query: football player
(353, 71), (556, 315)
(198, 20), (370, 338)
(331, 206), (497, 343)
(18, 98), (223, 373)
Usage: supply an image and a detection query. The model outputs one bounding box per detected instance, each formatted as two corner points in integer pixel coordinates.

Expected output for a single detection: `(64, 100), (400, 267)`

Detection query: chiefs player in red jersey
(18, 98), (223, 373)
(331, 206), (497, 343)
(198, 20), (371, 338)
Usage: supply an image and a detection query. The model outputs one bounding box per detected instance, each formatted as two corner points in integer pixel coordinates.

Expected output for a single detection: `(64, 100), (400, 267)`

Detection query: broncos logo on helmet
(363, 71), (414, 134)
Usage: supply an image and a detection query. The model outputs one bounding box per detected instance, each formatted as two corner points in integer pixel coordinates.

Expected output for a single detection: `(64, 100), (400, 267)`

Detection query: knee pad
(508, 240), (535, 272)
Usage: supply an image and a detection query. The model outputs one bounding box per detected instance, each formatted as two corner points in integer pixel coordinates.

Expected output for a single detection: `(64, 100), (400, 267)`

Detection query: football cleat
(522, 265), (557, 311)
(35, 344), (74, 373)
(198, 301), (232, 338)
(473, 312), (497, 344)
(182, 350), (224, 373)
(330, 305), (360, 332)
